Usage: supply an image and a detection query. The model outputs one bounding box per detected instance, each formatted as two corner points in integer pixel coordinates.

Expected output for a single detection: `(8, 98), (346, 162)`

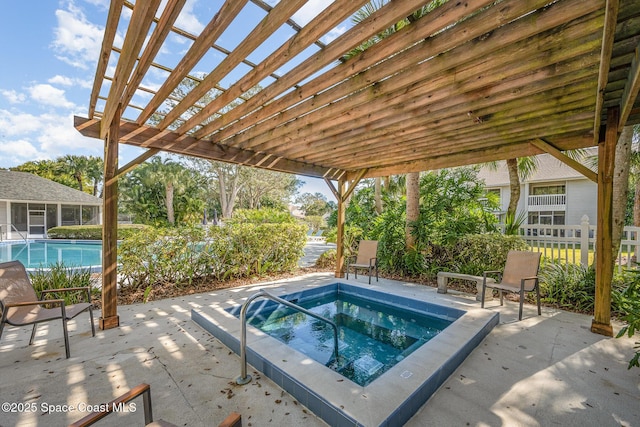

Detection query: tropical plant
(119, 156), (206, 226)
(503, 210), (528, 235)
(539, 261), (596, 312)
(29, 263), (99, 304)
(612, 272), (640, 369)
(13, 155), (103, 194)
(295, 192), (334, 217)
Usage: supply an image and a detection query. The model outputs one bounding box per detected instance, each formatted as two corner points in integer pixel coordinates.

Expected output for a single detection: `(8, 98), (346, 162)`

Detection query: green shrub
(47, 224), (150, 240)
(538, 261), (596, 312)
(228, 208), (294, 224)
(612, 272), (640, 369)
(29, 262), (99, 304)
(118, 223), (307, 289)
(425, 233), (528, 276)
(451, 234), (529, 275)
(315, 248), (336, 268)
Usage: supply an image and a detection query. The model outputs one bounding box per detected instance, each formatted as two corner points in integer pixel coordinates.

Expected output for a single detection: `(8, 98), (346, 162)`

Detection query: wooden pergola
(75, 0), (640, 336)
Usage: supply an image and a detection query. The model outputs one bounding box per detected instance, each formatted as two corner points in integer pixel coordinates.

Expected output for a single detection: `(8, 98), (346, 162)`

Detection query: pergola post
(100, 105), (121, 330)
(591, 106), (618, 337)
(335, 179), (346, 278)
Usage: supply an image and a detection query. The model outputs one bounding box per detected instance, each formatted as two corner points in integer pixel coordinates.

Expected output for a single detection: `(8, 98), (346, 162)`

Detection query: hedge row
(46, 224), (150, 240)
(118, 223), (307, 288)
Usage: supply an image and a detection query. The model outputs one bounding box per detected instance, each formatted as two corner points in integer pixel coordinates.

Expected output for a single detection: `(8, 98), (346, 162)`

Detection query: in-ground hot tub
(192, 281), (498, 426)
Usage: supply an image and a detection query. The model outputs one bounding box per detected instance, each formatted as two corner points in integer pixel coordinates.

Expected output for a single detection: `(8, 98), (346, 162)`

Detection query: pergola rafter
(75, 0), (640, 335)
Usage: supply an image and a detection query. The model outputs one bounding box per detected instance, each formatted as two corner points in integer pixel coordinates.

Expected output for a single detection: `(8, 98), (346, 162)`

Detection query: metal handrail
(0, 223), (28, 242)
(236, 289), (339, 385)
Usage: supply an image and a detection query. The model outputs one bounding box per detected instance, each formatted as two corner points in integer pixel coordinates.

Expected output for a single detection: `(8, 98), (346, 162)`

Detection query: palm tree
(85, 156), (104, 197)
(60, 155), (90, 192)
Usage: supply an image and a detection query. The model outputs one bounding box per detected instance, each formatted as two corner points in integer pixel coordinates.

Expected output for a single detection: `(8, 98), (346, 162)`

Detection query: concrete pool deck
(0, 272), (638, 426)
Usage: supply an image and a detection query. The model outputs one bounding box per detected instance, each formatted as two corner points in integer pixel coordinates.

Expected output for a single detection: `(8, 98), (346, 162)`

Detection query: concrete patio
(1, 272), (638, 427)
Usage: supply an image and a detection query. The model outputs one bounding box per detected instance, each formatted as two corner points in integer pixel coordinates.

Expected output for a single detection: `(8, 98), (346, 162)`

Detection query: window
(11, 203), (27, 232)
(82, 206), (100, 225)
(528, 211), (566, 237)
(46, 205), (58, 230)
(531, 184), (565, 195)
(62, 205), (81, 226)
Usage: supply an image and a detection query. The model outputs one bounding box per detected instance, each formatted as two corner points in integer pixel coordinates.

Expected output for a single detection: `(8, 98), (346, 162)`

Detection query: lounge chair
(68, 383), (242, 426)
(346, 240), (379, 284)
(0, 260), (95, 359)
(481, 250), (542, 320)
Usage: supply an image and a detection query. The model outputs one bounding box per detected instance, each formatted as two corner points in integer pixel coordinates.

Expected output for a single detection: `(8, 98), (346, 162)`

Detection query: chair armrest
(68, 383), (152, 427)
(4, 299), (65, 308)
(41, 287), (92, 302)
(42, 287), (91, 293)
(369, 257), (377, 267)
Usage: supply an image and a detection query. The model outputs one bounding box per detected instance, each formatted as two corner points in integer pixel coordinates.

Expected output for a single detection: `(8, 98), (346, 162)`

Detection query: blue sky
(0, 0), (345, 200)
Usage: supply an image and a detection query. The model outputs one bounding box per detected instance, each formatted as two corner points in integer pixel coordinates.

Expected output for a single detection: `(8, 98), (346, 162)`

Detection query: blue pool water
(0, 240), (102, 270)
(244, 292), (452, 386)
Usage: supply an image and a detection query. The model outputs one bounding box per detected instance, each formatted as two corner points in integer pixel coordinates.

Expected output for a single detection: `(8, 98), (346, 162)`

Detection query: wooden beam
(294, 77), (598, 163)
(161, 0), (310, 131)
(531, 139), (598, 182)
(108, 148), (161, 185)
(335, 179), (346, 278)
(136, 0), (249, 126)
(323, 178), (339, 201)
(100, 0), (161, 139)
(229, 6), (603, 153)
(592, 0), (619, 144)
(591, 106), (618, 337)
(344, 169), (368, 201)
(187, 0), (369, 139)
(213, 0), (601, 148)
(101, 104), (121, 330)
(74, 116), (344, 180)
(619, 39), (640, 128)
(120, 0), (187, 110)
(89, 0), (124, 118)
(194, 0), (444, 139)
(344, 133), (594, 179)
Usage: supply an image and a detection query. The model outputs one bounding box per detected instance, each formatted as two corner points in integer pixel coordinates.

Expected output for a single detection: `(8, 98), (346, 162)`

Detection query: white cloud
(28, 84), (75, 109)
(1, 90), (26, 104)
(0, 110), (43, 136)
(36, 113), (102, 156)
(52, 3), (105, 69)
(0, 139), (44, 167)
(323, 25), (348, 44)
(48, 75), (93, 89)
(48, 75), (74, 86)
(175, 0), (205, 35)
(0, 109), (102, 167)
(292, 0), (334, 26)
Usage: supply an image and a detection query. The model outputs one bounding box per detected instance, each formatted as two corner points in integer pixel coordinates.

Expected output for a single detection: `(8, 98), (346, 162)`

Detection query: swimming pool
(192, 280), (499, 426)
(240, 290), (452, 386)
(0, 240), (102, 270)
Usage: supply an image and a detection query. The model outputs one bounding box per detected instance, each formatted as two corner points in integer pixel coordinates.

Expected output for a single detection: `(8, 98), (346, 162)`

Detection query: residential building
(0, 170), (102, 240)
(477, 149), (597, 226)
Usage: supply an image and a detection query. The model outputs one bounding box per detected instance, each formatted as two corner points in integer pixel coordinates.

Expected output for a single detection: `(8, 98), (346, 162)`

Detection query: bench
(437, 272), (494, 302)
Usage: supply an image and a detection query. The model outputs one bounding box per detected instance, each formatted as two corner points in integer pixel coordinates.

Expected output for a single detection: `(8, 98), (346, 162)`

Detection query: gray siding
(565, 180), (597, 224)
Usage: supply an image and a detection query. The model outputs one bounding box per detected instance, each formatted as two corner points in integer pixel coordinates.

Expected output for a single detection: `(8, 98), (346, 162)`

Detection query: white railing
(527, 194), (566, 206)
(509, 215), (640, 270)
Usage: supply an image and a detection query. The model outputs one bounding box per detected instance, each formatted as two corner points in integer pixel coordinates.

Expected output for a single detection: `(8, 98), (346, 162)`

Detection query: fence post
(580, 215), (590, 267)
